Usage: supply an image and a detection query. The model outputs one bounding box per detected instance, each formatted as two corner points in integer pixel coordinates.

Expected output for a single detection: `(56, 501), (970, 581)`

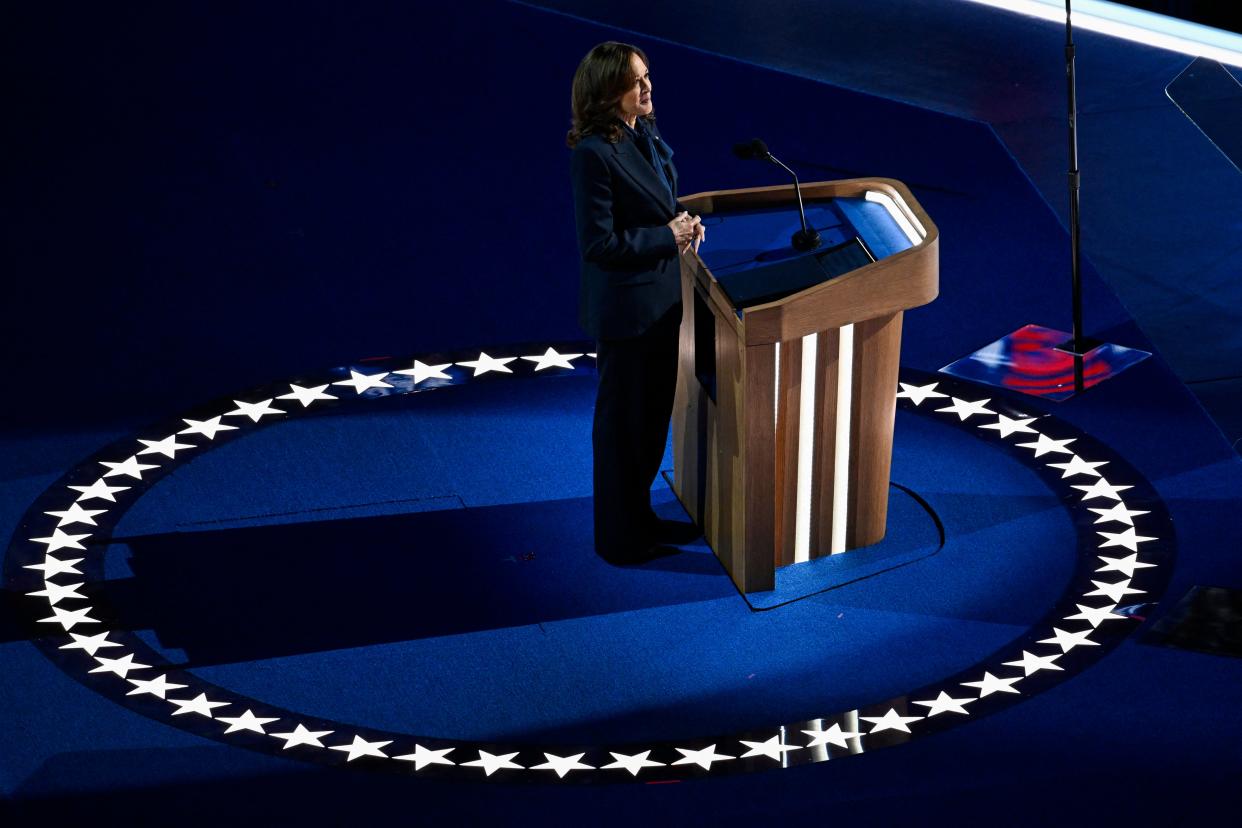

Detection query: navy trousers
(592, 301), (682, 555)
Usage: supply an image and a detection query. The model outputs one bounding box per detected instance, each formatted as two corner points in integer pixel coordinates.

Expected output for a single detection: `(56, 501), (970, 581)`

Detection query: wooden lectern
(671, 179), (938, 593)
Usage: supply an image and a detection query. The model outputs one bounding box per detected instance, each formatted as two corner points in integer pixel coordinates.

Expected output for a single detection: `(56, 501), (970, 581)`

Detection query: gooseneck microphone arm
(769, 154), (812, 239)
(733, 138), (822, 251)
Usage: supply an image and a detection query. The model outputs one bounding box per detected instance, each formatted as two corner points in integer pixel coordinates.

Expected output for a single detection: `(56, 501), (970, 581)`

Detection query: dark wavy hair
(566, 41), (653, 148)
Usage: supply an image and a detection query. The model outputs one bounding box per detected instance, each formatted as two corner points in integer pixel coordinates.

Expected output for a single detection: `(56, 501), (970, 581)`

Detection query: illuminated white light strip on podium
(774, 341), (780, 430)
(865, 190), (924, 245)
(831, 325), (854, 555)
(959, 0), (1242, 68)
(793, 333), (817, 563)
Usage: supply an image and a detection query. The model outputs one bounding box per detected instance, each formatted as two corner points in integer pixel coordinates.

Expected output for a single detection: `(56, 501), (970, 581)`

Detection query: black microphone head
(732, 138), (771, 160)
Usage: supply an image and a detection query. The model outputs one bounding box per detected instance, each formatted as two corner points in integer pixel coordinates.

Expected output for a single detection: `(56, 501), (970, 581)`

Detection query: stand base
(940, 324), (1151, 401)
(1053, 336), (1104, 356)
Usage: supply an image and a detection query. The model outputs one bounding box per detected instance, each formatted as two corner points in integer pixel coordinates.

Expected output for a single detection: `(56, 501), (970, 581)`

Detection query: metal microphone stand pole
(1063, 0), (1087, 393)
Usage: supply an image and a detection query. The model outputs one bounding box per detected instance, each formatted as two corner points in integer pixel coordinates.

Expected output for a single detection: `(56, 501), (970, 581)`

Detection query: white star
(1064, 603), (1128, 627)
(90, 653), (152, 678)
(601, 750), (665, 776)
(896, 382), (949, 406)
(168, 693), (230, 718)
(226, 398), (284, 422)
(24, 555), (84, 578)
(979, 414), (1038, 438)
(462, 750), (523, 776)
(935, 397), (994, 421)
(802, 723), (860, 748)
(1046, 455), (1107, 478)
(1089, 502), (1149, 526)
(961, 671), (1022, 697)
(179, 416), (238, 440)
(332, 370), (393, 394)
(912, 691), (975, 717)
(1097, 527), (1157, 552)
(1073, 479), (1133, 501)
(520, 347), (583, 371)
(44, 502), (106, 527)
(393, 360), (454, 384)
(278, 383), (337, 407)
(672, 744), (733, 770)
(126, 674), (189, 699)
(68, 479), (130, 503)
(39, 606), (99, 630)
(1085, 579), (1144, 603)
(1016, 434), (1076, 457)
(60, 631), (122, 656)
(270, 724), (334, 749)
(530, 752), (594, 778)
(859, 708), (923, 734)
(99, 456), (159, 479)
(137, 435), (195, 458)
(1002, 650), (1064, 676)
(1096, 553), (1157, 578)
(393, 744), (456, 771)
(26, 580), (87, 605)
(217, 709), (280, 734)
(328, 735), (393, 761)
(28, 528), (91, 553)
(740, 735), (802, 760)
(456, 352), (517, 377)
(1037, 627), (1100, 653)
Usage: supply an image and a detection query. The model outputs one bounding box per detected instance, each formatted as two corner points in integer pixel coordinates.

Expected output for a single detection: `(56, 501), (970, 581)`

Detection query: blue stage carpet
(75, 373), (1065, 746)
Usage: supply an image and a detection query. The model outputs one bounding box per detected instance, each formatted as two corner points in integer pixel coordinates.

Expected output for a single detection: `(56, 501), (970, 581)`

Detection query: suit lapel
(648, 123), (678, 196)
(612, 140), (676, 217)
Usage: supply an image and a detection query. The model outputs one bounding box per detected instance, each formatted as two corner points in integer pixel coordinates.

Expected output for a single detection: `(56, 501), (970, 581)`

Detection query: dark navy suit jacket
(570, 119), (685, 339)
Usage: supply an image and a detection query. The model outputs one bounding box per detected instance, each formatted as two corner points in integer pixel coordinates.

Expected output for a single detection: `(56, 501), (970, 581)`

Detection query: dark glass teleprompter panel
(715, 236), (876, 310)
(1143, 585), (1242, 658)
(1166, 57), (1242, 175)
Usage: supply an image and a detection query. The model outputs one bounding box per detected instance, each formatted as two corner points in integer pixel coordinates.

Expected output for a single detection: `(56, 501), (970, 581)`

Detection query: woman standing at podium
(568, 42), (704, 565)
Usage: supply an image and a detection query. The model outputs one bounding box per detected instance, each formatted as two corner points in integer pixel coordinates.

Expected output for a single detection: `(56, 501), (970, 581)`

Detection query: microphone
(732, 138), (770, 161)
(733, 137), (821, 252)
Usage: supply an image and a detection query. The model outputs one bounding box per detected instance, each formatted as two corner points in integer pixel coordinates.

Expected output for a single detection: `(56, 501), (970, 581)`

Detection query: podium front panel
(672, 180), (937, 594)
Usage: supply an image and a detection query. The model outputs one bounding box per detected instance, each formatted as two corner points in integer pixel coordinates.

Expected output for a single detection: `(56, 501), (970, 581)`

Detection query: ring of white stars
(13, 367), (1167, 781)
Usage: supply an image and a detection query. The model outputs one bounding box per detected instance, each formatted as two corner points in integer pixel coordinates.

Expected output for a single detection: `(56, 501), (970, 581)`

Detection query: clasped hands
(668, 211), (705, 255)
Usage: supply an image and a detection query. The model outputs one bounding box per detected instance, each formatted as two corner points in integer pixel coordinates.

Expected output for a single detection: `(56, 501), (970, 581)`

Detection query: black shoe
(646, 516), (702, 545)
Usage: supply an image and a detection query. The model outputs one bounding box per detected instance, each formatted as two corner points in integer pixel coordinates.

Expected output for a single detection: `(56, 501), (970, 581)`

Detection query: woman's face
(616, 52), (652, 126)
